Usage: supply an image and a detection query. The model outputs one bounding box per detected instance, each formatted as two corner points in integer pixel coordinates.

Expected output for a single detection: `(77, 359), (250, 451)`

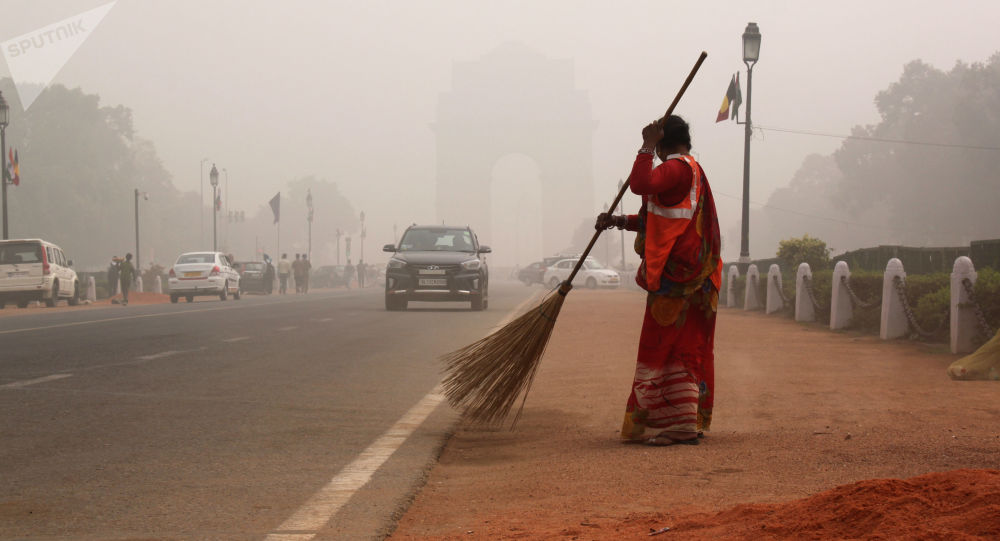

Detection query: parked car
(543, 257), (620, 289)
(383, 225), (490, 311)
(167, 251), (241, 303)
(0, 239), (81, 308)
(517, 256), (567, 286)
(311, 265), (347, 288)
(234, 260), (272, 294)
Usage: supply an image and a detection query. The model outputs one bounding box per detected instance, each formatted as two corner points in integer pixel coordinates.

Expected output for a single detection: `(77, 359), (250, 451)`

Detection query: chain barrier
(801, 274), (822, 310)
(892, 276), (949, 339)
(960, 277), (995, 338)
(840, 275), (881, 310)
(773, 274), (791, 305)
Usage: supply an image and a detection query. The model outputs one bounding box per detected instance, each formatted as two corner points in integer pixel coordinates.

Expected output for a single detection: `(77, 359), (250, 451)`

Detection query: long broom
(441, 51), (709, 426)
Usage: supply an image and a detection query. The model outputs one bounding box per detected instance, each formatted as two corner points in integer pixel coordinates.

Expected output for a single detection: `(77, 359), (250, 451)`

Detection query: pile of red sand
(667, 469), (1000, 539)
(98, 292), (171, 306)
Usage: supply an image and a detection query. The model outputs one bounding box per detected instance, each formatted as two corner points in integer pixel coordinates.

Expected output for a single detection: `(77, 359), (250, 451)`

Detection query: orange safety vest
(638, 154), (712, 293)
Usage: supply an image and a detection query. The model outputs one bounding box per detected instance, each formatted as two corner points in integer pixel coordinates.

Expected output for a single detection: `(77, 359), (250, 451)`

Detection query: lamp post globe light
(0, 91), (9, 240)
(739, 22), (761, 266)
(210, 163), (219, 251)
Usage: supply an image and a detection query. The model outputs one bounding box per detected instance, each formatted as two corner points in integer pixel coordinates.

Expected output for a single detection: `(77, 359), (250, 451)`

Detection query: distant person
(277, 253), (292, 294)
(292, 253), (303, 293)
(107, 257), (120, 297)
(344, 258), (355, 289)
(262, 254), (276, 294)
(119, 253), (136, 306)
(357, 260), (366, 288)
(301, 254), (312, 293)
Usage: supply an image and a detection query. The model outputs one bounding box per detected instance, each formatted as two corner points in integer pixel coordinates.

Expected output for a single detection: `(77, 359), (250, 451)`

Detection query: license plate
(418, 269), (446, 275)
(418, 278), (447, 287)
(184, 271), (201, 278)
(7, 271), (27, 277)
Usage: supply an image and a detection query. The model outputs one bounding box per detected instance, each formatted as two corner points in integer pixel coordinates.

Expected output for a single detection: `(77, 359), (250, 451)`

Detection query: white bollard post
(727, 265), (740, 308)
(950, 256), (978, 354)
(744, 264), (761, 311)
(154, 275), (163, 294)
(880, 258), (908, 340)
(135, 276), (143, 293)
(86, 276), (97, 302)
(795, 262), (815, 322)
(830, 261), (853, 330)
(766, 264), (783, 314)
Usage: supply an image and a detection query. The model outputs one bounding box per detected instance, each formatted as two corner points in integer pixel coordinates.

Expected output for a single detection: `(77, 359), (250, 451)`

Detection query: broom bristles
(441, 289), (567, 426)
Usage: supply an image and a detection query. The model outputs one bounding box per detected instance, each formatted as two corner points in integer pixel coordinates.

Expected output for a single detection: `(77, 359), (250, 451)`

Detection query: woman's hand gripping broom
(441, 51), (709, 426)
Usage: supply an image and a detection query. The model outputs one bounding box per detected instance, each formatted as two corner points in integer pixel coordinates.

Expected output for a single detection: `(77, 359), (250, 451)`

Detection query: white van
(0, 239), (81, 308)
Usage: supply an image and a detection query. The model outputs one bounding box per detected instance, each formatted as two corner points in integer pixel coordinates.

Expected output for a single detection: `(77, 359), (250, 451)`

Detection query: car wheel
(68, 282), (80, 306)
(548, 277), (560, 288)
(586, 277), (597, 289)
(0, 301), (5, 309)
(219, 281), (228, 301)
(45, 281), (58, 307)
(471, 295), (485, 311)
(186, 295), (194, 303)
(170, 294), (179, 303)
(17, 300), (29, 308)
(385, 295), (407, 311)
(522, 278), (532, 286)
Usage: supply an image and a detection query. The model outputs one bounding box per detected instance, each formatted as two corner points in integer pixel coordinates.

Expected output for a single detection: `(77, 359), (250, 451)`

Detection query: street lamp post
(618, 179), (626, 270)
(0, 91), (9, 240)
(222, 167), (229, 249)
(210, 163), (219, 251)
(134, 188), (148, 271)
(336, 228), (343, 265)
(739, 22), (761, 266)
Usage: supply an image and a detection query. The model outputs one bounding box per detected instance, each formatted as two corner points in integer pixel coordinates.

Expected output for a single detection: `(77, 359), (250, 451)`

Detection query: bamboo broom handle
(562, 51), (708, 292)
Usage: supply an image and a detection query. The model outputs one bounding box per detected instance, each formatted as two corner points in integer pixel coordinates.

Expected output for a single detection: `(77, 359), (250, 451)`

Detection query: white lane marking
(136, 350), (179, 361)
(1, 373), (73, 389)
(494, 289), (546, 329)
(0, 291), (362, 336)
(223, 336), (250, 343)
(277, 326), (297, 332)
(265, 388), (446, 540)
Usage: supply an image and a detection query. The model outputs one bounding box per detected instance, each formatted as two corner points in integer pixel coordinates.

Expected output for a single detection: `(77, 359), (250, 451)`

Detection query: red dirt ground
(390, 288), (1000, 540)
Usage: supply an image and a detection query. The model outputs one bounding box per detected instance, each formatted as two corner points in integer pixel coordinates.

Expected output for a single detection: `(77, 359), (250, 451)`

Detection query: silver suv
(0, 239), (81, 308)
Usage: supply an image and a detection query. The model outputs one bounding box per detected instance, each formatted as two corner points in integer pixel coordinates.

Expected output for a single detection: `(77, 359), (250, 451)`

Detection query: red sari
(620, 152), (721, 442)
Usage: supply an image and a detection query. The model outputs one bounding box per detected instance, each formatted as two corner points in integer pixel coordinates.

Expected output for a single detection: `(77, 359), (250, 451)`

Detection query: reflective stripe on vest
(646, 154), (699, 220)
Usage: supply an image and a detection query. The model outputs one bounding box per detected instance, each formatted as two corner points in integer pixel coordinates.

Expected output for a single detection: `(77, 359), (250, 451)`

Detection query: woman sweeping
(596, 115), (722, 446)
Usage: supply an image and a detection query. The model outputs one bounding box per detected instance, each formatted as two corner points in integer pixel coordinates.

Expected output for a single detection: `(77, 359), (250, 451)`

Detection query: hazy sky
(2, 0), (998, 263)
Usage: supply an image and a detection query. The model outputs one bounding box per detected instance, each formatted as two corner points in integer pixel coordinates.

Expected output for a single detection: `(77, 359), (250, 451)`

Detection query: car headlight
(461, 259), (481, 271)
(387, 258), (407, 269)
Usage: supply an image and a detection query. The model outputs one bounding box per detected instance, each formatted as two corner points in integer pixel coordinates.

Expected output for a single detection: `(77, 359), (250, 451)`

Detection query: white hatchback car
(168, 252), (241, 303)
(543, 257), (621, 289)
(0, 239), (80, 308)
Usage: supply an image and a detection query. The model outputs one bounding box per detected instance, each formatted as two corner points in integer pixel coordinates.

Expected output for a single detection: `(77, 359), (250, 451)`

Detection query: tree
(777, 234), (830, 271)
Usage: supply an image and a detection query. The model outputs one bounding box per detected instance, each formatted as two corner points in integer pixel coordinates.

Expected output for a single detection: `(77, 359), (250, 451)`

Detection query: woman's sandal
(645, 435), (700, 447)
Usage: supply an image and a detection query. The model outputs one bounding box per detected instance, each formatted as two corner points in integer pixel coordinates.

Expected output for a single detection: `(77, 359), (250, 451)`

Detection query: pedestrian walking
(596, 115), (721, 446)
(357, 259), (366, 288)
(292, 253), (303, 293)
(301, 254), (312, 293)
(119, 253), (136, 306)
(344, 258), (355, 289)
(107, 257), (120, 297)
(277, 253), (292, 294)
(262, 254), (276, 294)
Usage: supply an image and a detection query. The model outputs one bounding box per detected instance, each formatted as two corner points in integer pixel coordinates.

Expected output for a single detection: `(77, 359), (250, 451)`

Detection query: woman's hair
(657, 115), (691, 152)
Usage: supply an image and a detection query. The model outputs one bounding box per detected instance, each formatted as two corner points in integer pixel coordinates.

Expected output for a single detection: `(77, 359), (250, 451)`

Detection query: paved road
(0, 282), (539, 540)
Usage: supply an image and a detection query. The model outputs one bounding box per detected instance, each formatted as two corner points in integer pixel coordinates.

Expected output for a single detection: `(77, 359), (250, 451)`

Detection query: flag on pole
(215, 190), (222, 211)
(269, 192), (280, 223)
(716, 72), (742, 122)
(10, 149), (19, 186)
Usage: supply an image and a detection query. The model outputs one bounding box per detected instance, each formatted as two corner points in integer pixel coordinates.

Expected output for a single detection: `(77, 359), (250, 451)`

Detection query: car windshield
(584, 260), (605, 269)
(0, 242), (43, 264)
(398, 228), (475, 252)
(177, 253), (216, 264)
